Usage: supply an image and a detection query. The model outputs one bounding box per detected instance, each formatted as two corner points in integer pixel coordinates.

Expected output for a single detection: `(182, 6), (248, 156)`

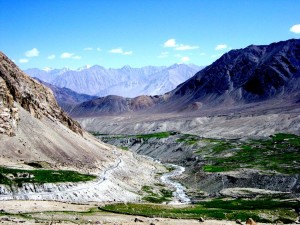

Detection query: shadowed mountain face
(70, 39), (300, 117)
(170, 39), (300, 108)
(34, 78), (98, 113)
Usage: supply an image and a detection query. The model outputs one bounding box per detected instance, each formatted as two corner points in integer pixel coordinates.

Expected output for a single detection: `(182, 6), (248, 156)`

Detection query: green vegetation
(199, 133), (300, 174)
(141, 185), (173, 203)
(102, 198), (299, 223)
(120, 146), (129, 150)
(135, 131), (175, 139)
(176, 134), (200, 145)
(93, 131), (177, 140)
(0, 166), (97, 187)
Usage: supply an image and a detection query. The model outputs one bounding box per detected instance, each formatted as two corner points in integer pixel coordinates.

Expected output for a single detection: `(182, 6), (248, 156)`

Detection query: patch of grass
(135, 131), (175, 139)
(202, 165), (226, 172)
(102, 199), (299, 222)
(120, 146), (129, 151)
(0, 167), (97, 186)
(141, 185), (153, 193)
(199, 133), (300, 174)
(176, 134), (200, 145)
(141, 185), (173, 203)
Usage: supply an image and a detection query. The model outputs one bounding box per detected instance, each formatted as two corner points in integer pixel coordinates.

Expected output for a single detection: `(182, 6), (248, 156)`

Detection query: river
(160, 164), (191, 204)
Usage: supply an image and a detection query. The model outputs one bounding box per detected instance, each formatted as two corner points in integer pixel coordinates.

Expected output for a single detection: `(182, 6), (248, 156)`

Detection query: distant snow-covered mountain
(25, 64), (203, 97)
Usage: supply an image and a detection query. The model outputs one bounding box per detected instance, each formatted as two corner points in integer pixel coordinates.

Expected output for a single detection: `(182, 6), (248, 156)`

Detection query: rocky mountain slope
(71, 39), (300, 118)
(26, 64), (202, 97)
(0, 51), (108, 170)
(166, 38), (300, 111)
(0, 51), (165, 203)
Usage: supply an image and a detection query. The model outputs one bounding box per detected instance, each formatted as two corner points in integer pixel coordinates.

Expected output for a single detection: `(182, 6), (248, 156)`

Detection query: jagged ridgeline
(70, 39), (300, 117)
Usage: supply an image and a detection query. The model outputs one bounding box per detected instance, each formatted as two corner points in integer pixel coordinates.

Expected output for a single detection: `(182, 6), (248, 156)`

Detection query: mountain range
(26, 64), (202, 97)
(70, 39), (300, 117)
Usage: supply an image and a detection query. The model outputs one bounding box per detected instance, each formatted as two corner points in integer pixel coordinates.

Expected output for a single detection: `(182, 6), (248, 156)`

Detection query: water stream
(161, 164), (191, 204)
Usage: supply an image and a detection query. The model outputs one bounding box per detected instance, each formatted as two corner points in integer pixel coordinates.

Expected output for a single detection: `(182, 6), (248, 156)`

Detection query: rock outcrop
(0, 52), (82, 135)
(0, 76), (19, 136)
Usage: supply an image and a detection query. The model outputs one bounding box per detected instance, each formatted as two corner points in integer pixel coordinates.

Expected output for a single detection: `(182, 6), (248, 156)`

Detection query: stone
(246, 218), (257, 225)
(134, 217), (144, 222)
(236, 219), (242, 224)
(199, 217), (205, 222)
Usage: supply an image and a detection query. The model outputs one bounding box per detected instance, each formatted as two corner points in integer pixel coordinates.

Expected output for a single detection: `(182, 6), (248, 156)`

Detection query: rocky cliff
(0, 52), (116, 171)
(0, 52), (82, 135)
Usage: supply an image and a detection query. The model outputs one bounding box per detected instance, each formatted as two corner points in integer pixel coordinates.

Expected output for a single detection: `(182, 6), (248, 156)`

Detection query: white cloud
(164, 39), (199, 51)
(109, 48), (133, 55)
(175, 44), (199, 51)
(60, 52), (81, 59)
(158, 52), (169, 58)
(19, 58), (29, 63)
(72, 55), (81, 60)
(43, 67), (52, 72)
(164, 39), (177, 47)
(174, 54), (182, 58)
(25, 48), (39, 57)
(84, 47), (93, 51)
(200, 52), (206, 56)
(61, 52), (74, 58)
(290, 24), (300, 34)
(181, 56), (190, 62)
(215, 44), (228, 50)
(47, 54), (55, 60)
(109, 48), (123, 53)
(96, 48), (101, 51)
(123, 51), (132, 55)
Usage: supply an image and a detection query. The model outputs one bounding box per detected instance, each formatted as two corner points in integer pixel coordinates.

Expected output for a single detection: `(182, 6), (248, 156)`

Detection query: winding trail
(161, 164), (191, 204)
(0, 149), (123, 200)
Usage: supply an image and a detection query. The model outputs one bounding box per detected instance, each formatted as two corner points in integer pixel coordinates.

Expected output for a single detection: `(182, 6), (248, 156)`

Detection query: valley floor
(0, 200), (285, 225)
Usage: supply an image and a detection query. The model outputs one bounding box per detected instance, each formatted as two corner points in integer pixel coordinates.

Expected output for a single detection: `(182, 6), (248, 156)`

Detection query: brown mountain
(0, 52), (115, 171)
(70, 39), (300, 117)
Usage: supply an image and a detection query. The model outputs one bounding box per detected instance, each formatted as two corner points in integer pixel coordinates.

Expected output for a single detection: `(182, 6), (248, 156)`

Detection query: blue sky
(0, 0), (300, 70)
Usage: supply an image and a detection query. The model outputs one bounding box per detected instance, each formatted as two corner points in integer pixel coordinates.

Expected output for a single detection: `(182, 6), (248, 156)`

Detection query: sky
(0, 0), (300, 70)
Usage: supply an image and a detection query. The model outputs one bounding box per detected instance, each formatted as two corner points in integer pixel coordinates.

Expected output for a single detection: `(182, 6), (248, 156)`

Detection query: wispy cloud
(109, 48), (133, 55)
(164, 39), (199, 51)
(181, 56), (190, 62)
(215, 44), (228, 50)
(158, 52), (169, 58)
(19, 58), (29, 63)
(83, 47), (93, 51)
(200, 52), (206, 56)
(164, 39), (177, 47)
(61, 52), (74, 58)
(47, 54), (55, 60)
(72, 55), (81, 60)
(290, 24), (300, 34)
(174, 54), (182, 58)
(25, 48), (39, 57)
(60, 52), (81, 59)
(175, 44), (199, 51)
(96, 48), (101, 51)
